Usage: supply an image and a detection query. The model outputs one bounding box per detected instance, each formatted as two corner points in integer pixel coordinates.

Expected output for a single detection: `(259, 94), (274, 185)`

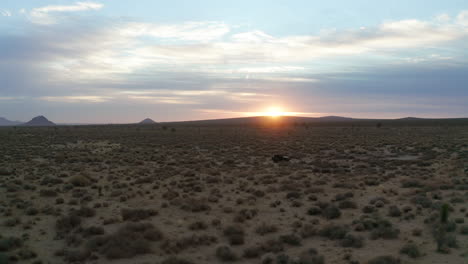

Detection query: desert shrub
(17, 247), (37, 260)
(321, 205), (341, 219)
(444, 221), (457, 232)
(459, 225), (468, 235)
(233, 209), (258, 223)
(223, 225), (245, 246)
(335, 192), (354, 201)
(216, 246), (237, 261)
(286, 191), (302, 199)
(160, 235), (217, 254)
(279, 234), (301, 246)
(256, 223), (278, 235)
(25, 207), (39, 215)
(180, 198), (210, 212)
(338, 200), (357, 209)
(297, 248), (325, 264)
(319, 224), (348, 240)
(362, 205), (375, 214)
(56, 213), (81, 233)
(399, 243), (420, 258)
(39, 189), (57, 197)
(341, 234), (364, 248)
(445, 234), (458, 248)
(69, 175), (90, 187)
(3, 218), (20, 227)
(387, 206), (401, 217)
(76, 206), (96, 217)
(161, 256), (195, 264)
(411, 195), (432, 208)
(260, 239), (284, 253)
(367, 255), (400, 264)
(243, 246), (263, 258)
(401, 180), (423, 188)
(88, 222), (162, 259)
(62, 249), (91, 262)
(307, 206), (322, 215)
(121, 208), (157, 221)
(188, 220), (208, 231)
(370, 222), (400, 240)
(83, 226), (105, 237)
(300, 224), (317, 238)
(0, 237), (22, 251)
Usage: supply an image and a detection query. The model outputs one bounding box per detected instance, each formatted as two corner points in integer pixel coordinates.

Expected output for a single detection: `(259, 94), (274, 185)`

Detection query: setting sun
(264, 107), (286, 117)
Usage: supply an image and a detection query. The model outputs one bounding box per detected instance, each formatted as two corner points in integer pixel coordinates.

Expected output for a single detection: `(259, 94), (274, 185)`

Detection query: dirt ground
(0, 124), (467, 264)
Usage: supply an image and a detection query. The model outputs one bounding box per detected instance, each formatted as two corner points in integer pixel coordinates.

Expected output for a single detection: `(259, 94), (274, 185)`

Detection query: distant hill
(316, 116), (354, 121)
(0, 117), (22, 126)
(163, 115), (468, 127)
(139, 118), (157, 124)
(23, 116), (56, 126)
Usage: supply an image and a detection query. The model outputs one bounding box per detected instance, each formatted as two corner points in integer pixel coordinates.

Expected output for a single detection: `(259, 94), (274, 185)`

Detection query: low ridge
(23, 116), (56, 126)
(139, 118), (157, 124)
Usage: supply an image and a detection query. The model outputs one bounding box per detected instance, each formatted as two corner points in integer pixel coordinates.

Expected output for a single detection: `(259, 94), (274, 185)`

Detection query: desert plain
(0, 120), (467, 264)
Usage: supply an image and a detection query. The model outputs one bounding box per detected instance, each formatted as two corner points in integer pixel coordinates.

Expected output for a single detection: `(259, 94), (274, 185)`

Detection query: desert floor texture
(0, 124), (467, 264)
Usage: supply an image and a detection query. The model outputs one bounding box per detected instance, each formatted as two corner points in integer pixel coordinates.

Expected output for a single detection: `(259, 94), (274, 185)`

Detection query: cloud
(458, 10), (468, 26)
(39, 96), (111, 103)
(120, 21), (230, 42)
(29, 1), (103, 24)
(1, 9), (11, 17)
(1, 8), (468, 121)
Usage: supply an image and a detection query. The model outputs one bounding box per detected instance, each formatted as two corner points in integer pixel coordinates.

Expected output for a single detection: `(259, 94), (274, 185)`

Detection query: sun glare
(264, 107), (286, 117)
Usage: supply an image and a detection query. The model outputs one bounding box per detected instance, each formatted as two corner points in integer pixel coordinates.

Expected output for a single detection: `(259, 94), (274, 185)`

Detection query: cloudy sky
(1, 0), (467, 123)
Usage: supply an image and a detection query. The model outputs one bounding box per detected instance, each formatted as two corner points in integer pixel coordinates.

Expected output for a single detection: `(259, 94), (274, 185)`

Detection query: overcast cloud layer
(0, 1), (467, 123)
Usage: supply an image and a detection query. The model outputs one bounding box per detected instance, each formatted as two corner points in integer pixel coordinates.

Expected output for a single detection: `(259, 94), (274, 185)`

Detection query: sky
(0, 0), (467, 123)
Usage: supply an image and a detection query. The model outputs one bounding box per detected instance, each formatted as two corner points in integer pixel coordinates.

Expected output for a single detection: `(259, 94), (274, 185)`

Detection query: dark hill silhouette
(23, 116), (56, 126)
(162, 115), (468, 127)
(0, 117), (22, 126)
(139, 118), (157, 124)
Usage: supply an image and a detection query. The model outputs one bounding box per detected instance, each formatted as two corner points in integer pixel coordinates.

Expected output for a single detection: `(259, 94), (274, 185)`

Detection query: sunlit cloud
(29, 1), (103, 24)
(39, 96), (111, 103)
(1, 4), (467, 122)
(127, 95), (200, 105)
(120, 21), (230, 42)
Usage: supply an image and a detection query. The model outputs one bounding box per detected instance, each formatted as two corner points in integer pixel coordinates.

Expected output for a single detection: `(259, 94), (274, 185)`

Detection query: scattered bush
(341, 234), (364, 248)
(161, 257), (195, 264)
(279, 234), (301, 246)
(88, 222), (162, 259)
(121, 208), (157, 221)
(367, 255), (400, 264)
(322, 205), (341, 219)
(388, 206), (401, 217)
(188, 221), (208, 231)
(243, 246), (263, 258)
(298, 248), (325, 264)
(256, 223), (278, 235)
(399, 243), (420, 258)
(223, 225), (245, 246)
(216, 246), (237, 261)
(56, 213), (81, 233)
(319, 224), (348, 240)
(69, 175), (91, 187)
(0, 237), (22, 251)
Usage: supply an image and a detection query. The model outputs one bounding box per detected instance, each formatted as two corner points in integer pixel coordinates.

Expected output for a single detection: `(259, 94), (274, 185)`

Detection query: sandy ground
(0, 125), (467, 264)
